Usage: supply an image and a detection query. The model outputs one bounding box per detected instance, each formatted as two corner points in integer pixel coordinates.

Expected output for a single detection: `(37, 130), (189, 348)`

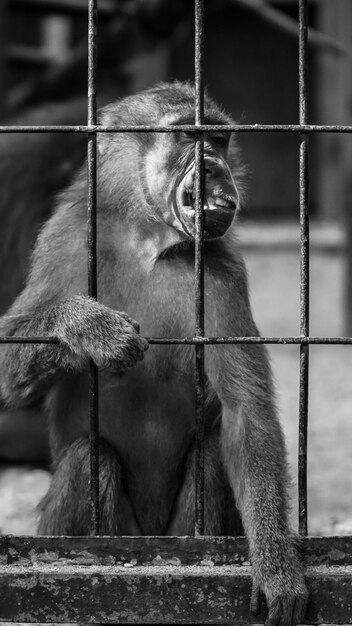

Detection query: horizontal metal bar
(0, 337), (60, 343)
(1, 336), (352, 345)
(0, 124), (352, 134)
(148, 336), (352, 345)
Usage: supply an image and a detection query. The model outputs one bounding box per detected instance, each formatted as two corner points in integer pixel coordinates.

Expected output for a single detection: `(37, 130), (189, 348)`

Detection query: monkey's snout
(204, 159), (224, 180)
(203, 204), (235, 239)
(175, 158), (238, 239)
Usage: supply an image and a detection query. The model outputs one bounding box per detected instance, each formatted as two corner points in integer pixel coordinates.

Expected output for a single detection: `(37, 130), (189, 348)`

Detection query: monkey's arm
(205, 260), (307, 625)
(0, 295), (148, 408)
(210, 343), (307, 625)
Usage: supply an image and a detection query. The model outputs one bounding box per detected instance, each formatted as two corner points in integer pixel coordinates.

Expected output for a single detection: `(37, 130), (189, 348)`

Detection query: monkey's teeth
(184, 170), (194, 190)
(214, 197), (230, 208)
(206, 198), (217, 210)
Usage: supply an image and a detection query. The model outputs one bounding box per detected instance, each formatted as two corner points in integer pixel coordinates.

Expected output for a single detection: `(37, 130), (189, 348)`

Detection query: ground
(243, 222), (352, 535)
(0, 221), (351, 536)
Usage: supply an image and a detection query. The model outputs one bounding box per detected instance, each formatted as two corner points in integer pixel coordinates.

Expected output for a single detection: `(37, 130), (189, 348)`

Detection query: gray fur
(0, 82), (307, 625)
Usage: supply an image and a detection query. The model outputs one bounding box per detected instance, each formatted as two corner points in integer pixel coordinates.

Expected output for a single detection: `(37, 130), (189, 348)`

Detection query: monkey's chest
(99, 361), (195, 460)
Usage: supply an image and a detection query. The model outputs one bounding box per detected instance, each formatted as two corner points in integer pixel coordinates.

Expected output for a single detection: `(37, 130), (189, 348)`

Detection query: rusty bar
(87, 0), (99, 536)
(194, 0), (205, 537)
(298, 0), (309, 537)
(2, 123), (352, 134)
(2, 335), (352, 345)
(147, 336), (352, 345)
(0, 337), (61, 343)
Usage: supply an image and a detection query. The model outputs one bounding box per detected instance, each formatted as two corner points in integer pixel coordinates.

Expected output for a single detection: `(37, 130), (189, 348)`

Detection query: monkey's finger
(128, 319), (140, 333)
(104, 355), (140, 373)
(249, 584), (262, 616)
(136, 336), (149, 351)
(264, 598), (282, 626)
(113, 338), (148, 367)
(292, 596), (307, 626)
(133, 340), (149, 359)
(124, 335), (149, 353)
(281, 600), (294, 626)
(113, 335), (148, 356)
(126, 345), (147, 363)
(274, 592), (307, 626)
(118, 311), (140, 333)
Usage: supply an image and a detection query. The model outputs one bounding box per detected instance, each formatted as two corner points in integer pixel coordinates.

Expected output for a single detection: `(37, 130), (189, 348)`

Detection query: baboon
(0, 82), (307, 625)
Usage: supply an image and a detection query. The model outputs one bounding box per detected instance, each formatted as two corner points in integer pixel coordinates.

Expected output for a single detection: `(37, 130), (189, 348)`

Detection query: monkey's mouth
(175, 162), (238, 239)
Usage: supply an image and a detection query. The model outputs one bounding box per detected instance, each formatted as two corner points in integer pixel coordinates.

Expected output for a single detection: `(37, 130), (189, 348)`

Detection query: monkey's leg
(0, 295), (148, 407)
(166, 428), (243, 536)
(38, 437), (141, 536)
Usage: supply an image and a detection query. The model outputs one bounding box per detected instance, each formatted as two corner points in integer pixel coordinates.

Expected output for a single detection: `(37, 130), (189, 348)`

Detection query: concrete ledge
(0, 536), (352, 624)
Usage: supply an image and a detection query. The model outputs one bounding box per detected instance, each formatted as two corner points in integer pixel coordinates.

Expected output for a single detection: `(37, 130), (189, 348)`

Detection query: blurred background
(0, 0), (351, 535)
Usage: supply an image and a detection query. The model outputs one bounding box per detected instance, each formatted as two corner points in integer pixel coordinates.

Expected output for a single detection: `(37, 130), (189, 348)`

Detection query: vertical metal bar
(298, 0), (309, 537)
(194, 0), (205, 537)
(87, 0), (99, 535)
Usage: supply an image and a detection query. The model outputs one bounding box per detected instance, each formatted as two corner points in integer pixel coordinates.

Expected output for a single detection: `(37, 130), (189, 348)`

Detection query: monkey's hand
(56, 296), (149, 372)
(0, 296), (148, 407)
(250, 551), (308, 626)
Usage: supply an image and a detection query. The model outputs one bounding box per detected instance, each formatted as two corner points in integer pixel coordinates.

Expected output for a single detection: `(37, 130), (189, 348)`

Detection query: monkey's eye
(183, 131), (195, 139)
(210, 134), (227, 147)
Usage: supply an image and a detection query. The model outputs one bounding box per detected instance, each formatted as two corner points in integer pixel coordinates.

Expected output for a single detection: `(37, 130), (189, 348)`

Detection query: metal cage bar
(194, 0), (205, 537)
(2, 335), (352, 345)
(87, 0), (100, 536)
(1, 123), (352, 133)
(0, 0), (351, 544)
(2, 1), (352, 623)
(298, 0), (310, 537)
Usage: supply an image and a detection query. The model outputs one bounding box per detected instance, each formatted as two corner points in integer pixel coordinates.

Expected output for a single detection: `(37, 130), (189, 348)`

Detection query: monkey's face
(99, 85), (241, 241)
(173, 134), (239, 240)
(146, 128), (239, 241)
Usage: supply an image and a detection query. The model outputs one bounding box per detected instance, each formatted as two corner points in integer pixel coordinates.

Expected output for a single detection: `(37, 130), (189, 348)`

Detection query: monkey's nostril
(204, 159), (223, 178)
